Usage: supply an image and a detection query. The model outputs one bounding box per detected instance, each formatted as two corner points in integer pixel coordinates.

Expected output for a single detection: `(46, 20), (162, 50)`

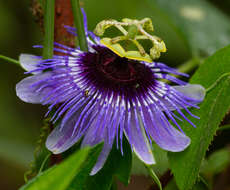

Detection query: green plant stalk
(0, 55), (20, 65)
(71, 0), (88, 51)
(42, 0), (55, 59)
(145, 164), (162, 190)
(38, 152), (51, 174)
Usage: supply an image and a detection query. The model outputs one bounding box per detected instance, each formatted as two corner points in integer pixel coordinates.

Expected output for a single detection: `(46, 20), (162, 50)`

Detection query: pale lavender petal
(19, 54), (40, 73)
(124, 109), (155, 164)
(153, 126), (191, 152)
(157, 84), (205, 111)
(173, 84), (205, 103)
(81, 126), (109, 175)
(141, 102), (190, 152)
(81, 111), (115, 175)
(46, 107), (87, 154)
(90, 142), (112, 175)
(16, 72), (53, 104)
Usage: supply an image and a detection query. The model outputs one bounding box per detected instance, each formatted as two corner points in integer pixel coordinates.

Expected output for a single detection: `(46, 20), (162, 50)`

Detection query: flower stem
(145, 164), (162, 190)
(38, 152), (51, 173)
(70, 0), (88, 51)
(43, 0), (55, 59)
(0, 55), (20, 65)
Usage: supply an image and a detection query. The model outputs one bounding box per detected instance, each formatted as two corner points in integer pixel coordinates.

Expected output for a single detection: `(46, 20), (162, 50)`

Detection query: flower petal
(19, 54), (40, 72)
(81, 109), (115, 175)
(154, 125), (191, 152)
(173, 84), (205, 103)
(90, 142), (112, 175)
(46, 108), (86, 154)
(16, 72), (53, 104)
(81, 127), (111, 175)
(158, 84), (205, 111)
(142, 103), (190, 152)
(124, 108), (155, 165)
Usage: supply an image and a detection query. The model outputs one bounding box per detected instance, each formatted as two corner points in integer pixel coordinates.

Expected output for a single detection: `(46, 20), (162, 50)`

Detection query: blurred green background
(0, 0), (230, 189)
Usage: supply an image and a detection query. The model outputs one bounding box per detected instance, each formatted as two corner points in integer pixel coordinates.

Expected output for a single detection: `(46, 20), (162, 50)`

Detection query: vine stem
(0, 55), (20, 65)
(43, 0), (55, 59)
(145, 164), (162, 190)
(70, 0), (88, 51)
(38, 152), (52, 174)
(206, 72), (230, 93)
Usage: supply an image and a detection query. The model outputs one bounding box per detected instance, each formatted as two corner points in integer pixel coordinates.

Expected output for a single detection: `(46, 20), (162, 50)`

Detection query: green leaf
(19, 144), (102, 190)
(201, 148), (230, 175)
(131, 153), (148, 176)
(164, 179), (179, 190)
(82, 138), (132, 190)
(149, 0), (230, 56)
(168, 45), (230, 190)
(218, 124), (230, 131)
(191, 177), (209, 190)
(164, 178), (209, 190)
(67, 143), (103, 190)
(152, 143), (169, 176)
(191, 182), (208, 190)
(131, 143), (168, 176)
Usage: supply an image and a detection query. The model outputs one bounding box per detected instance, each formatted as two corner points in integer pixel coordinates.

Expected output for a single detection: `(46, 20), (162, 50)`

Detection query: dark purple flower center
(80, 45), (155, 98)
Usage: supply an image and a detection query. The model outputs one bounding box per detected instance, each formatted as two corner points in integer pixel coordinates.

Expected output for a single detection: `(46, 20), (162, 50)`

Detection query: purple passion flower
(16, 12), (205, 175)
